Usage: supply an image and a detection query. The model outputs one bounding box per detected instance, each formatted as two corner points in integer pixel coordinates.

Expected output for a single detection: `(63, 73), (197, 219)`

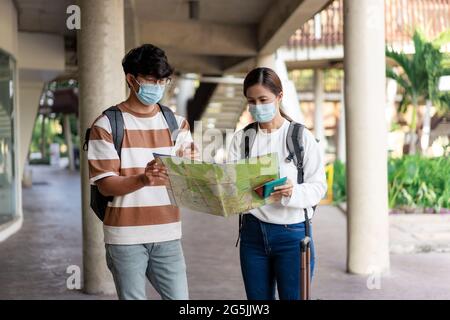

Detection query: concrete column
(255, 53), (304, 123)
(337, 79), (346, 162)
(344, 0), (390, 274)
(63, 114), (75, 171)
(313, 69), (326, 163)
(386, 78), (397, 126)
(18, 81), (44, 179)
(421, 100), (432, 153)
(124, 0), (140, 52)
(40, 115), (47, 159)
(256, 53), (276, 69)
(176, 76), (196, 118)
(78, 0), (125, 294)
(275, 55), (304, 124)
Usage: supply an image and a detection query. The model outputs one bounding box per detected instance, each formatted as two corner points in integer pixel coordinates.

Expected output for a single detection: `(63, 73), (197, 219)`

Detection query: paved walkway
(0, 165), (449, 299)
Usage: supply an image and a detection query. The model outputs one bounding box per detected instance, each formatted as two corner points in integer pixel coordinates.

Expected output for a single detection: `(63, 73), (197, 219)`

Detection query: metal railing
(287, 0), (450, 50)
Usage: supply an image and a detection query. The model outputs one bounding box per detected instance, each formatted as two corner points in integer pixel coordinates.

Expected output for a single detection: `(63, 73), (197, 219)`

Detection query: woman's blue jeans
(240, 214), (315, 300)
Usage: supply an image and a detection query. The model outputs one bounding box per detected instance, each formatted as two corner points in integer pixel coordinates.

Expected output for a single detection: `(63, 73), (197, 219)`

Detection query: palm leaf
(431, 29), (450, 48)
(385, 28), (450, 121)
(386, 47), (413, 81)
(386, 67), (411, 92)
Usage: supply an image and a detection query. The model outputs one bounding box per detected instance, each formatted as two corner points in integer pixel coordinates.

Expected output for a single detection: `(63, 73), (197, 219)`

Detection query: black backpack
(235, 120), (317, 246)
(83, 104), (179, 221)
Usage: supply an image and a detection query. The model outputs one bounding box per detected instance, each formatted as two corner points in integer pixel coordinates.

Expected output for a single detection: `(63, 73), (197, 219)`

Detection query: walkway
(0, 165), (449, 299)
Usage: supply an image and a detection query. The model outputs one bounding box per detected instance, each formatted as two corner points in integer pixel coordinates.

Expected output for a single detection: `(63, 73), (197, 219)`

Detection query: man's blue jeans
(240, 214), (315, 300)
(105, 239), (189, 300)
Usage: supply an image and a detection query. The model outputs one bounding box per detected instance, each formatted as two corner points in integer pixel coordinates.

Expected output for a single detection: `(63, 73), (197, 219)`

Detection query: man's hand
(269, 179), (294, 202)
(141, 159), (169, 186)
(96, 160), (169, 197)
(176, 142), (200, 160)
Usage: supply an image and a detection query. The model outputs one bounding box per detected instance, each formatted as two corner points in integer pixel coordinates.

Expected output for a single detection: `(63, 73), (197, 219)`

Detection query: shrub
(331, 156), (450, 213)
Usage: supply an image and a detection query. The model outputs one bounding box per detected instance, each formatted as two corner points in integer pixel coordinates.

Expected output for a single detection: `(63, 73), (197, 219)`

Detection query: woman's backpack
(235, 121), (316, 246)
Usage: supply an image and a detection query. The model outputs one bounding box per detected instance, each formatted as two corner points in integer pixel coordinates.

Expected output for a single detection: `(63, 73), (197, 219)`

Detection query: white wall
(0, 4), (66, 242)
(18, 32), (65, 82)
(17, 32), (65, 177)
(0, 0), (18, 57)
(18, 82), (44, 175)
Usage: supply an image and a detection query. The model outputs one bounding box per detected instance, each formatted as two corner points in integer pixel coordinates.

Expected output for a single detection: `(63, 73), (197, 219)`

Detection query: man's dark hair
(122, 44), (174, 79)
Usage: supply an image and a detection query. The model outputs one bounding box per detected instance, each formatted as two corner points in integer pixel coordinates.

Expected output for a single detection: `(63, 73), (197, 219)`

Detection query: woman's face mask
(248, 102), (277, 123)
(132, 76), (165, 105)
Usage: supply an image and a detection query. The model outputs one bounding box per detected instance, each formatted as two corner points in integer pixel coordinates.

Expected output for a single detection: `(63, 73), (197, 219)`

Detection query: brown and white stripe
(88, 103), (192, 245)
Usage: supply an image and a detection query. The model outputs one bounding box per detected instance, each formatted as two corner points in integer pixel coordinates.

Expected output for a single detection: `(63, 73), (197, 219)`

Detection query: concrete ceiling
(14, 0), (75, 36)
(14, 0), (332, 74)
(134, 0), (332, 73)
(134, 0), (272, 24)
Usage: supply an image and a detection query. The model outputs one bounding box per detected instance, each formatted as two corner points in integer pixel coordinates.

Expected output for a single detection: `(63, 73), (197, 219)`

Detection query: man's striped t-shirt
(87, 103), (192, 245)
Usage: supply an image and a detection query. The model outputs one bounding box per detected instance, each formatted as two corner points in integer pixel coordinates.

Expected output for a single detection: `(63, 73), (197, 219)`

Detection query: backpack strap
(85, 104), (180, 156)
(239, 122), (259, 159)
(103, 105), (125, 158)
(159, 103), (179, 144)
(286, 122), (305, 184)
(286, 121), (314, 238)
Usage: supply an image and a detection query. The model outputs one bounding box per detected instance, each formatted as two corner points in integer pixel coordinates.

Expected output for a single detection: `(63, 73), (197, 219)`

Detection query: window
(0, 50), (16, 225)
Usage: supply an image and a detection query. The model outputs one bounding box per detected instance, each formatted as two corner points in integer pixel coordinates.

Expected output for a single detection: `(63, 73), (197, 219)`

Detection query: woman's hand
(269, 178), (293, 201)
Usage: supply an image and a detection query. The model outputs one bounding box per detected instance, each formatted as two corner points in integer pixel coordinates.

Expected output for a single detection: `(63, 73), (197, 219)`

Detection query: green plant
(30, 114), (66, 158)
(389, 155), (449, 212)
(386, 29), (450, 154)
(332, 159), (346, 204)
(332, 156), (450, 213)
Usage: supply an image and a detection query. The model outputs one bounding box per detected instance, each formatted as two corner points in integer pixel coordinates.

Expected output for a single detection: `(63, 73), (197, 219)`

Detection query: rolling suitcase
(300, 208), (312, 300)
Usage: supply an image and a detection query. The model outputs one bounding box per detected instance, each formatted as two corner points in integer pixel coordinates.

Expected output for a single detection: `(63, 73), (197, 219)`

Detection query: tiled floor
(0, 165), (449, 300)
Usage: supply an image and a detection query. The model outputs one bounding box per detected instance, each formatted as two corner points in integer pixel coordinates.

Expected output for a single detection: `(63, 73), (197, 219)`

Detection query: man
(87, 44), (195, 300)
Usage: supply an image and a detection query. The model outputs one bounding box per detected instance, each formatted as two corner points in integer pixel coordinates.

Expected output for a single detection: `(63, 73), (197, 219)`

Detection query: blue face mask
(133, 77), (165, 105)
(248, 102), (277, 123)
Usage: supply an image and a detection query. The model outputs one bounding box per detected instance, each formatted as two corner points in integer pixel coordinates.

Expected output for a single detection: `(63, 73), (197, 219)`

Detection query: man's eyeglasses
(138, 76), (172, 86)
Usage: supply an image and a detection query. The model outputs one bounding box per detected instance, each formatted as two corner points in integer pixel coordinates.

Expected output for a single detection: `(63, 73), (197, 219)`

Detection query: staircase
(200, 82), (247, 133)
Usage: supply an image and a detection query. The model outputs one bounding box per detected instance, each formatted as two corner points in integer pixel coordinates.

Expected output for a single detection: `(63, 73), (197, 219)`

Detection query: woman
(228, 67), (327, 300)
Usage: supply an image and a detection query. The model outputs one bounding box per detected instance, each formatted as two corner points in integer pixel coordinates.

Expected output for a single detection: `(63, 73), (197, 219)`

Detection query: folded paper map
(157, 153), (280, 217)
